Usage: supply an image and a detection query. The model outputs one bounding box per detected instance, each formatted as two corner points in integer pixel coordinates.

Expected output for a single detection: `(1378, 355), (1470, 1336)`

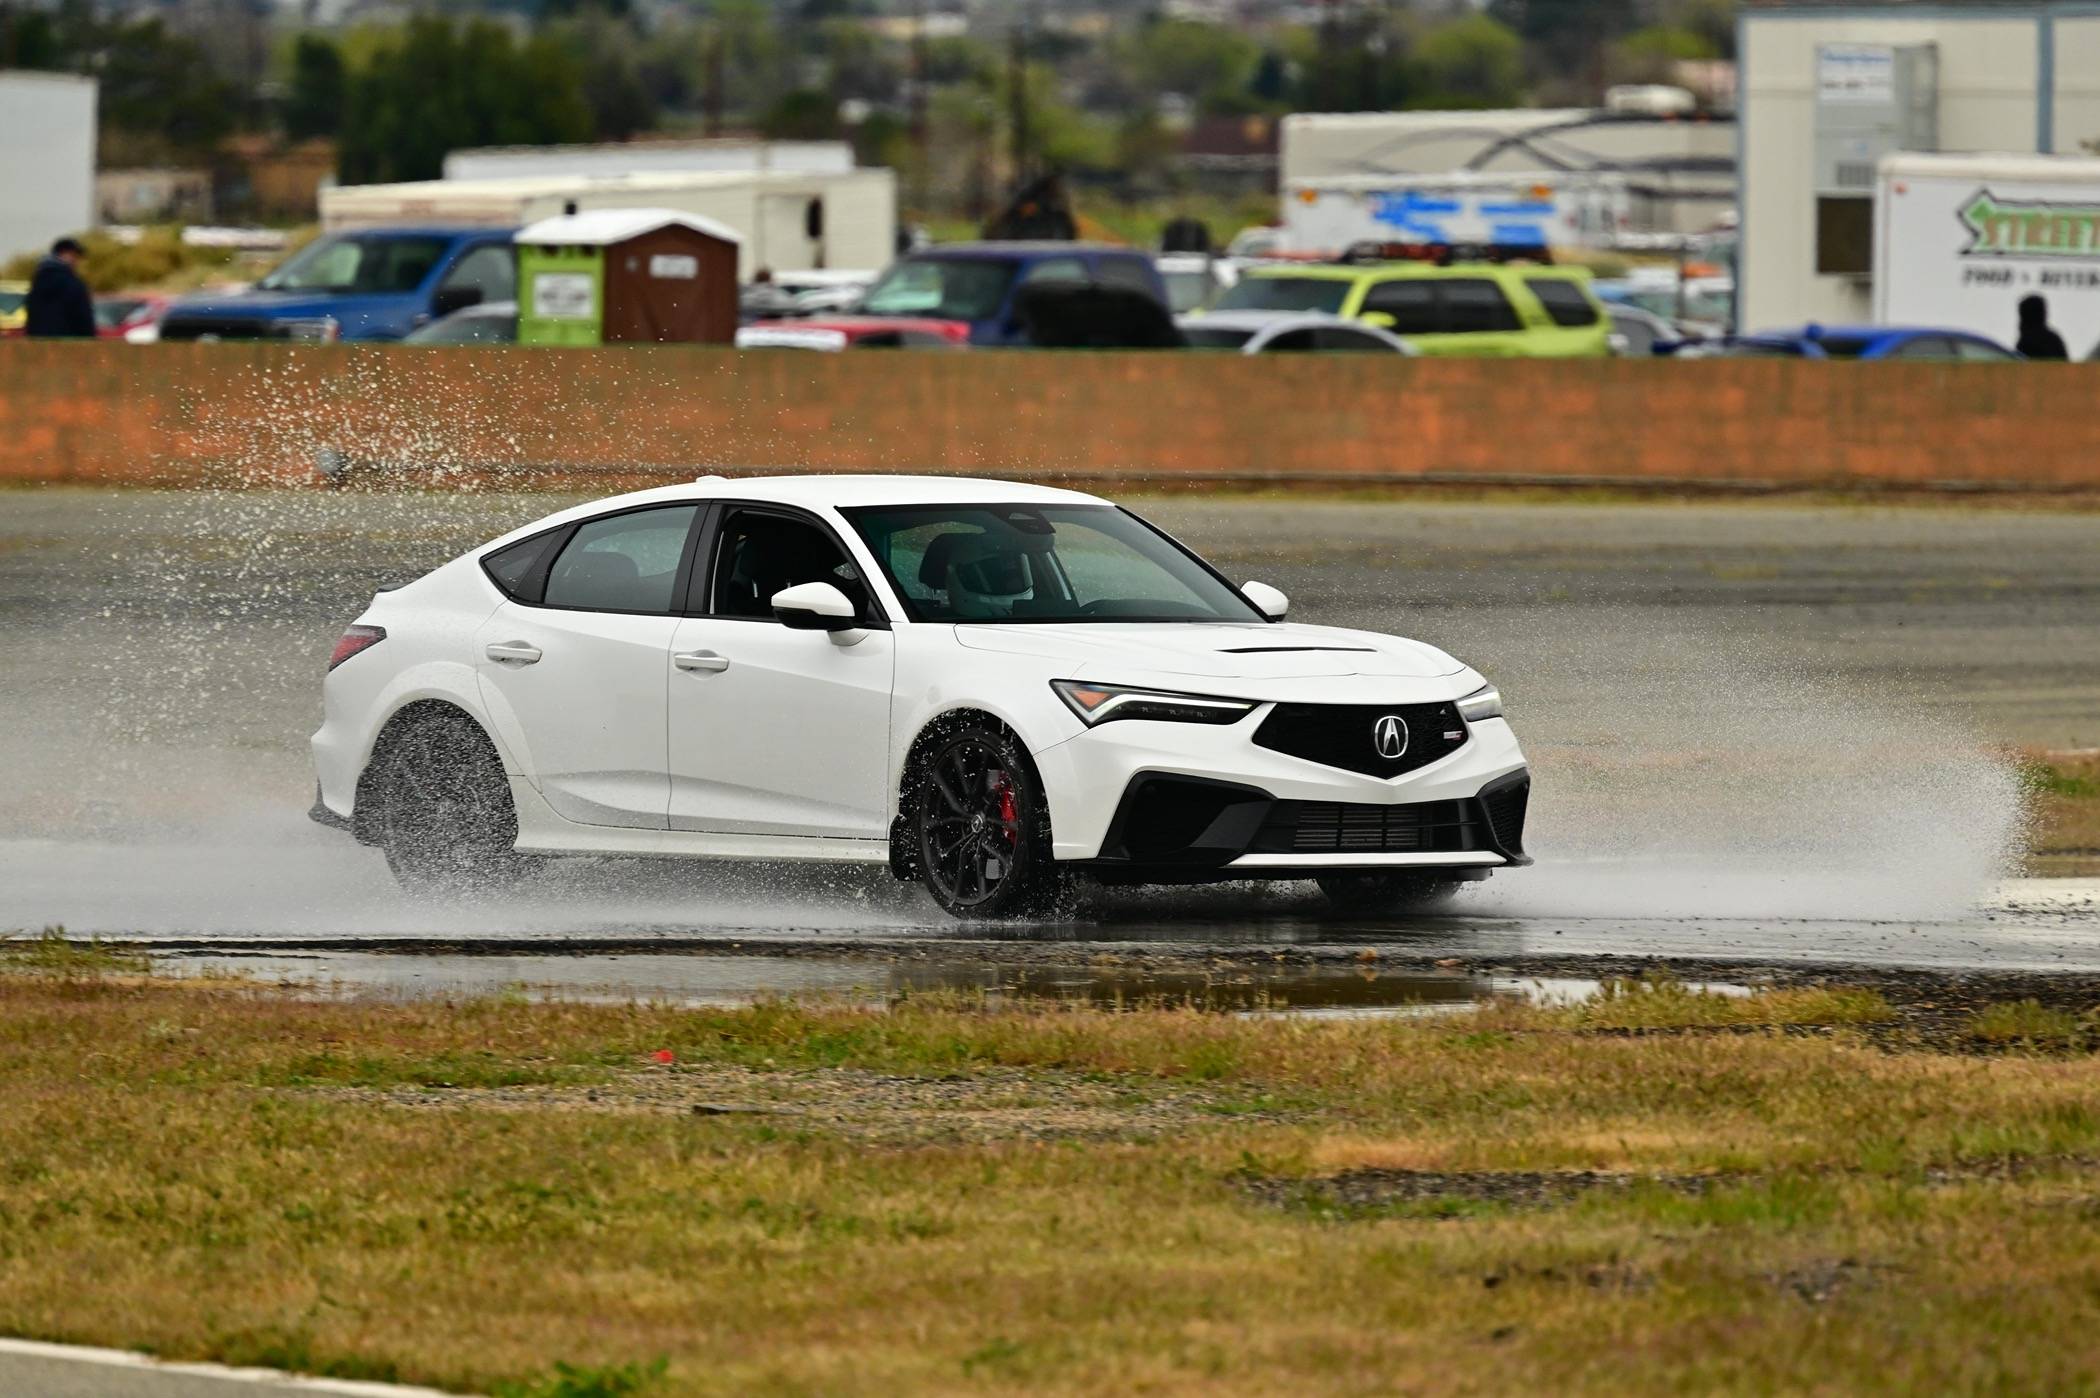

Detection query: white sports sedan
(311, 476), (1530, 917)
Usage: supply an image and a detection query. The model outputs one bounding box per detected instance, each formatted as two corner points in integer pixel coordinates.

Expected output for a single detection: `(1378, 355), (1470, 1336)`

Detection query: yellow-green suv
(1213, 263), (1610, 358)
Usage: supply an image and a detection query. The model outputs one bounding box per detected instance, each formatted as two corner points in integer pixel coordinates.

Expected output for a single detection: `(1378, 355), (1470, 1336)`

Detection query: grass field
(2028, 750), (2100, 876)
(2, 946), (2099, 1395)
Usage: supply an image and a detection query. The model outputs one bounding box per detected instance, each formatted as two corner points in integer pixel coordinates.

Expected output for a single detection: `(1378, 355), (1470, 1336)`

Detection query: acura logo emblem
(1372, 714), (1408, 760)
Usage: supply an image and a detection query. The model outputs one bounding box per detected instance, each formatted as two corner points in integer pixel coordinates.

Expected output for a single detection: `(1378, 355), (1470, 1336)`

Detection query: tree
(1411, 14), (1524, 110)
(98, 19), (241, 158)
(284, 34), (346, 141)
(544, 12), (657, 140)
(338, 17), (593, 185)
(0, 4), (64, 68)
(1608, 24), (1719, 85)
(761, 88), (840, 140)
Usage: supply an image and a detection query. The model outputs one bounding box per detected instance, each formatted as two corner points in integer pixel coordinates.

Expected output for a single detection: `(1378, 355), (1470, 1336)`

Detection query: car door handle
(484, 641), (542, 665)
(674, 650), (730, 673)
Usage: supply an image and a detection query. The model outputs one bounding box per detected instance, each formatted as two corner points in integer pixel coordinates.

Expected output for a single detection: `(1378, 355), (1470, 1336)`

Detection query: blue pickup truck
(157, 227), (518, 343)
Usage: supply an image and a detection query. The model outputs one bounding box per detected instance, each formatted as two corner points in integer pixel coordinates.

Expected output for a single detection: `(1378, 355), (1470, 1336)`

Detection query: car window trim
(690, 500), (893, 628)
(481, 500), (708, 618)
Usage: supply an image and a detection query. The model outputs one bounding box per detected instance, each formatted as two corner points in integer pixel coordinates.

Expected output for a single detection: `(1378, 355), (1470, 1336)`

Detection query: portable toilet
(515, 207), (743, 346)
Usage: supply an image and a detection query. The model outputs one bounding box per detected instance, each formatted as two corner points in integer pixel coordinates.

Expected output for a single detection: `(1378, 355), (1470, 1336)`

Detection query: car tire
(1315, 871), (1469, 915)
(907, 724), (1064, 919)
(373, 712), (530, 896)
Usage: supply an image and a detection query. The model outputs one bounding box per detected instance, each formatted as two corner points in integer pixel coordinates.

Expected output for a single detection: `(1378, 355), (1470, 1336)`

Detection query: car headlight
(1052, 680), (1257, 726)
(1457, 684), (1503, 722)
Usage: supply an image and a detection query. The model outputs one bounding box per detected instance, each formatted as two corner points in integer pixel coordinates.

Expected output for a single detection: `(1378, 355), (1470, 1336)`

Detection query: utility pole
(909, 0), (928, 206)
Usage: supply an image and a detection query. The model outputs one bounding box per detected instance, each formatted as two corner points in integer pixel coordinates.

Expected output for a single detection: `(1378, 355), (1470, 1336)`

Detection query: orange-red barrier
(0, 341), (2092, 491)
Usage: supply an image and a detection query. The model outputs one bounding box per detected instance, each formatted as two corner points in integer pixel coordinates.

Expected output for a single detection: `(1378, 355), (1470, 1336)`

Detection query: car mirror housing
(1359, 312), (1396, 330)
(772, 582), (866, 644)
(1241, 580), (1288, 620)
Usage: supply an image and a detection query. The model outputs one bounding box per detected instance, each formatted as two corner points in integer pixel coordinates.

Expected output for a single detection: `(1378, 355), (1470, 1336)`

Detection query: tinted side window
(1094, 257), (1158, 296)
(710, 509), (870, 621)
(1526, 278), (1599, 327)
(542, 505), (697, 613)
(1442, 279), (1522, 333)
(443, 245), (516, 302)
(1020, 257), (1087, 286)
(482, 530), (561, 602)
(1262, 328), (1318, 352)
(1361, 280), (1439, 335)
(1886, 336), (1956, 360)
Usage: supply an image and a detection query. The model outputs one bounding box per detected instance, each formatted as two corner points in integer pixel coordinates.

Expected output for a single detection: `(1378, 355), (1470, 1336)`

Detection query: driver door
(666, 506), (895, 838)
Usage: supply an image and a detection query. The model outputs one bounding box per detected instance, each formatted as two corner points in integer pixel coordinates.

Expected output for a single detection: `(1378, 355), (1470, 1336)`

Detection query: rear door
(666, 505), (896, 838)
(473, 503), (701, 829)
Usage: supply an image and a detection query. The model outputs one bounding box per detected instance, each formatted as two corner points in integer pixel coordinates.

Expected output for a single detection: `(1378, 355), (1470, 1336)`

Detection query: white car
(311, 476), (1530, 917)
(1176, 311), (1416, 355)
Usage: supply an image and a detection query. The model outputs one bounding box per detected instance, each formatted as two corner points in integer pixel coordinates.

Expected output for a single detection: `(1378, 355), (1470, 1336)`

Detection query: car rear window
(1216, 276), (1351, 315)
(1526, 277), (1600, 327)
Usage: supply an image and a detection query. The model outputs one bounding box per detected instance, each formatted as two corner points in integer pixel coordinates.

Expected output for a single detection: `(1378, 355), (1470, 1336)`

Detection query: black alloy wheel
(911, 727), (1062, 918)
(1315, 870), (1470, 916)
(375, 714), (529, 896)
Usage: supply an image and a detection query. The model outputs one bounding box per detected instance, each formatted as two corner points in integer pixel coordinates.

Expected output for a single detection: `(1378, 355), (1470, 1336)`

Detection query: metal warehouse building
(1741, 0), (2100, 330)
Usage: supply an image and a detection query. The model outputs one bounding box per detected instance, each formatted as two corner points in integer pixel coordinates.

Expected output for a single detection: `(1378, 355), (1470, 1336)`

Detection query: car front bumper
(1032, 708), (1529, 869)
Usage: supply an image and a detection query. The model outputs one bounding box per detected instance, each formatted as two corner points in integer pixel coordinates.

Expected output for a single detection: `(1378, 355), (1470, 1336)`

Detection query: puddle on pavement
(158, 950), (1745, 1018)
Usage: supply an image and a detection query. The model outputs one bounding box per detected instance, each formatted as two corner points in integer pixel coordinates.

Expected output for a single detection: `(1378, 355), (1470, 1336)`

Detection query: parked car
(1155, 253), (1238, 314)
(1593, 276), (1733, 339)
(403, 300), (519, 345)
(857, 243), (1169, 346)
(1603, 302), (1684, 357)
(0, 280), (26, 337)
(94, 291), (175, 343)
(1215, 263), (1610, 358)
(739, 269), (878, 321)
(741, 316), (972, 350)
(1675, 325), (2022, 360)
(311, 475), (1530, 918)
(158, 227), (517, 342)
(1177, 311), (1415, 355)
(736, 316), (971, 350)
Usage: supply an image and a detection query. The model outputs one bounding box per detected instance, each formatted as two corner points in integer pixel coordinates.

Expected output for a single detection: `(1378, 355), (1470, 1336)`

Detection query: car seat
(919, 531), (1034, 618)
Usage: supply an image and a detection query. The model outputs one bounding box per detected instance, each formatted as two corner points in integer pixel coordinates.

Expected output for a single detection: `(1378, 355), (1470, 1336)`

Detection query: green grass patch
(1967, 999), (2095, 1050)
(0, 927), (150, 976)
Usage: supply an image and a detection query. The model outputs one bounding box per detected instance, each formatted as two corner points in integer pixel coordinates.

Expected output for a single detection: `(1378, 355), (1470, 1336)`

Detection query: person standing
(2015, 294), (2070, 361)
(24, 237), (96, 338)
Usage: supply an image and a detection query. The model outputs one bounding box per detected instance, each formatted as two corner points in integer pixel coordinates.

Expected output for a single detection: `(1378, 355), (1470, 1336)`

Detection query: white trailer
(443, 139), (853, 182)
(320, 168), (896, 280)
(0, 72), (96, 260)
(1875, 152), (2100, 355)
(1282, 171), (1632, 255)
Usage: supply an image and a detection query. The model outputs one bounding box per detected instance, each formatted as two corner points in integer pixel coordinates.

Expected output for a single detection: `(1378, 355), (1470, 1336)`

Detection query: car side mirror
(771, 581), (866, 645)
(1360, 312), (1396, 330)
(431, 286), (483, 318)
(1241, 580), (1288, 620)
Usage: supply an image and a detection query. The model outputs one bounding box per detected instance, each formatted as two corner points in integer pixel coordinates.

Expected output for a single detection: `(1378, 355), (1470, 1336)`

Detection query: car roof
(327, 226), (511, 240)
(1240, 262), (1579, 281)
(558, 474), (1110, 518)
(910, 242), (1146, 260)
(1179, 310), (1351, 329)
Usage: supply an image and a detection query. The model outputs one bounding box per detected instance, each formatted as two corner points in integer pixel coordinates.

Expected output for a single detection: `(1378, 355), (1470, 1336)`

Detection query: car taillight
(328, 624), (386, 671)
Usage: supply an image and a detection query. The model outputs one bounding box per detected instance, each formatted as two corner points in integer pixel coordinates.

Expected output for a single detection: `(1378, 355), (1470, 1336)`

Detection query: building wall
(2053, 16), (2100, 153)
(1740, 9), (2047, 330)
(1, 342), (2095, 493)
(0, 73), (96, 261)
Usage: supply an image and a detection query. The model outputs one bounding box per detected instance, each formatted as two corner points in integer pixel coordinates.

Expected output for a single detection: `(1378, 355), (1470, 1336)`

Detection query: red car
(94, 291), (175, 341)
(734, 316), (971, 351)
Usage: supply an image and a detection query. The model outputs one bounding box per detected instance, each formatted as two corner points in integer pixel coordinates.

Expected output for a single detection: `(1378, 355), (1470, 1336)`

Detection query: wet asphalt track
(4, 486), (2099, 977)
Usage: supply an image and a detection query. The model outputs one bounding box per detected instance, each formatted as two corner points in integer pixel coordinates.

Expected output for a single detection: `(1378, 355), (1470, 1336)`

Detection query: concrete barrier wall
(1, 341), (2095, 491)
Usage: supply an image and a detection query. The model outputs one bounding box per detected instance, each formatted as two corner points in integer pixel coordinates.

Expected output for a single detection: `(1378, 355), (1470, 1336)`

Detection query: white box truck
(0, 72), (96, 260)
(1282, 171), (1632, 256)
(1875, 152), (2100, 357)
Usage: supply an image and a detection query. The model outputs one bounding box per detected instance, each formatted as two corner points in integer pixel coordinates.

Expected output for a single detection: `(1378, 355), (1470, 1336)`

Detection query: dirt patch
(1241, 1168), (1721, 1214)
(294, 1062), (1279, 1146)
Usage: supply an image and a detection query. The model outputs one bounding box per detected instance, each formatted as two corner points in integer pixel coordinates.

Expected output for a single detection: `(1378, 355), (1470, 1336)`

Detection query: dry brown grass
(2, 967), (2099, 1395)
(2025, 750), (2100, 875)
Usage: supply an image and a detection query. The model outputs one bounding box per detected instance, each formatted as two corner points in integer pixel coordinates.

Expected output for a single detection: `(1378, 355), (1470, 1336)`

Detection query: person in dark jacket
(2015, 294), (2070, 361)
(24, 237), (96, 338)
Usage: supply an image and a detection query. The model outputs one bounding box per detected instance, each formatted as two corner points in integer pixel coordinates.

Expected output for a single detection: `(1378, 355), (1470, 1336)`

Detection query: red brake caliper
(992, 773), (1019, 848)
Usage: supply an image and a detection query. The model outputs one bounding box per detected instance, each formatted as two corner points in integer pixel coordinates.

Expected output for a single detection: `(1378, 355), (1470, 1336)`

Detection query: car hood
(953, 622), (1463, 681)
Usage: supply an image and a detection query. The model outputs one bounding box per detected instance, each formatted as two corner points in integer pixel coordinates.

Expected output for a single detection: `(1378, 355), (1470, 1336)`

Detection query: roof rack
(1334, 239), (1555, 267)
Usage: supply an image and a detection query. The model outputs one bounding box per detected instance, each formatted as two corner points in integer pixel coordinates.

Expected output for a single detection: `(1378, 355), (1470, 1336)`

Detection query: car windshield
(860, 257), (1017, 320)
(0, 289), (26, 313)
(844, 504), (1265, 625)
(259, 234), (449, 294)
(1216, 276), (1350, 315)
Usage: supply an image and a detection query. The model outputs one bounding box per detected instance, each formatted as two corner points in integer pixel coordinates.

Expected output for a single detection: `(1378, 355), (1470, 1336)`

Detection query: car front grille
(1250, 798), (1487, 855)
(1252, 700), (1469, 778)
